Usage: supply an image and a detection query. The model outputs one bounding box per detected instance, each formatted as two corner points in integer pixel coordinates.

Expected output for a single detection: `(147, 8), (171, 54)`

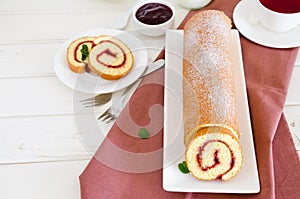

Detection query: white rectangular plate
(163, 30), (260, 193)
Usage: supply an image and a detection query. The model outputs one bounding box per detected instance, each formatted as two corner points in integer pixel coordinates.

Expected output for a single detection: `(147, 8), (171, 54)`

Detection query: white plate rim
(233, 0), (300, 49)
(53, 28), (148, 94)
(163, 29), (260, 193)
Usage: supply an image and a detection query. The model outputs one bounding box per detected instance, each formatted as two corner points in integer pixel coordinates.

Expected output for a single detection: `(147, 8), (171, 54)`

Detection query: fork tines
(98, 109), (116, 123)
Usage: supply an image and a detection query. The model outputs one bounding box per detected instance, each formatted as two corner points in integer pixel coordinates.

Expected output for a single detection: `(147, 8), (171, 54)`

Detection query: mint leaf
(138, 128), (149, 139)
(80, 44), (89, 61)
(178, 161), (189, 174)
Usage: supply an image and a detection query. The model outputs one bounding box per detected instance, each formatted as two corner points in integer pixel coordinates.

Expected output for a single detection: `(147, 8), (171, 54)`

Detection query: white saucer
(233, 0), (300, 48)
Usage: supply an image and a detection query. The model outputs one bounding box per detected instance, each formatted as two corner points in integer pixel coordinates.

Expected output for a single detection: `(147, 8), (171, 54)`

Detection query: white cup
(176, 0), (212, 10)
(251, 0), (300, 32)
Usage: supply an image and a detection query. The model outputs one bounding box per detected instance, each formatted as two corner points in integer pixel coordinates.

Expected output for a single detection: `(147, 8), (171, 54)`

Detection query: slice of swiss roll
(183, 10), (243, 181)
(88, 35), (134, 80)
(67, 36), (96, 73)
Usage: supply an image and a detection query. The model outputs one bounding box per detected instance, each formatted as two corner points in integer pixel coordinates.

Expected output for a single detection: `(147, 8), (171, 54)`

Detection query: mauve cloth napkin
(79, 0), (300, 198)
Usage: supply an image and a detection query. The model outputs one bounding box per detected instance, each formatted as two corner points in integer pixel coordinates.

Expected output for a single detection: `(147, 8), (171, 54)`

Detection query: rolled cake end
(185, 126), (243, 181)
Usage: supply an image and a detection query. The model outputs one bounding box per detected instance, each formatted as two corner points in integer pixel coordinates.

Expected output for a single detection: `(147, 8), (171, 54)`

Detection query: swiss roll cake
(183, 10), (243, 181)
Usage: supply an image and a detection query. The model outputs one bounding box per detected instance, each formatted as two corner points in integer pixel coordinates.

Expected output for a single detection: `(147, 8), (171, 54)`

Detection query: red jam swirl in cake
(73, 40), (94, 62)
(95, 40), (126, 68)
(72, 40), (95, 73)
(196, 139), (236, 181)
(67, 36), (96, 73)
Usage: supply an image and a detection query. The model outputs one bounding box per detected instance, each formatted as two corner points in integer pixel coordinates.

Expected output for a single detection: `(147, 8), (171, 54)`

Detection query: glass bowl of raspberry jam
(132, 0), (175, 36)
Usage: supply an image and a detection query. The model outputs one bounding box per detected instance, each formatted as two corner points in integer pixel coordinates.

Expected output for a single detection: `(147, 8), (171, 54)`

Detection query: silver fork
(97, 63), (148, 123)
(80, 59), (164, 108)
(97, 77), (141, 123)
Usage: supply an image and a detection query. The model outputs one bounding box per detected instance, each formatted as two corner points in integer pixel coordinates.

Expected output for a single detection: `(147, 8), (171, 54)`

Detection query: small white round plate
(53, 28), (148, 94)
(233, 0), (300, 48)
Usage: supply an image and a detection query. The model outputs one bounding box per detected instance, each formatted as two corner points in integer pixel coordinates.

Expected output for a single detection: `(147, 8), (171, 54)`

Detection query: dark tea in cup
(251, 0), (300, 32)
(259, 0), (300, 14)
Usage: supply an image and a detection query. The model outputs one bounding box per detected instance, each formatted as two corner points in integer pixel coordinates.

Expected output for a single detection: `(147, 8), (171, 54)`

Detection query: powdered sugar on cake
(183, 10), (238, 137)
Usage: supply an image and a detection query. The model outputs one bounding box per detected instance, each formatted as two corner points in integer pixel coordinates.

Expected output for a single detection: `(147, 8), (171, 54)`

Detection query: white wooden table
(0, 0), (299, 198)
